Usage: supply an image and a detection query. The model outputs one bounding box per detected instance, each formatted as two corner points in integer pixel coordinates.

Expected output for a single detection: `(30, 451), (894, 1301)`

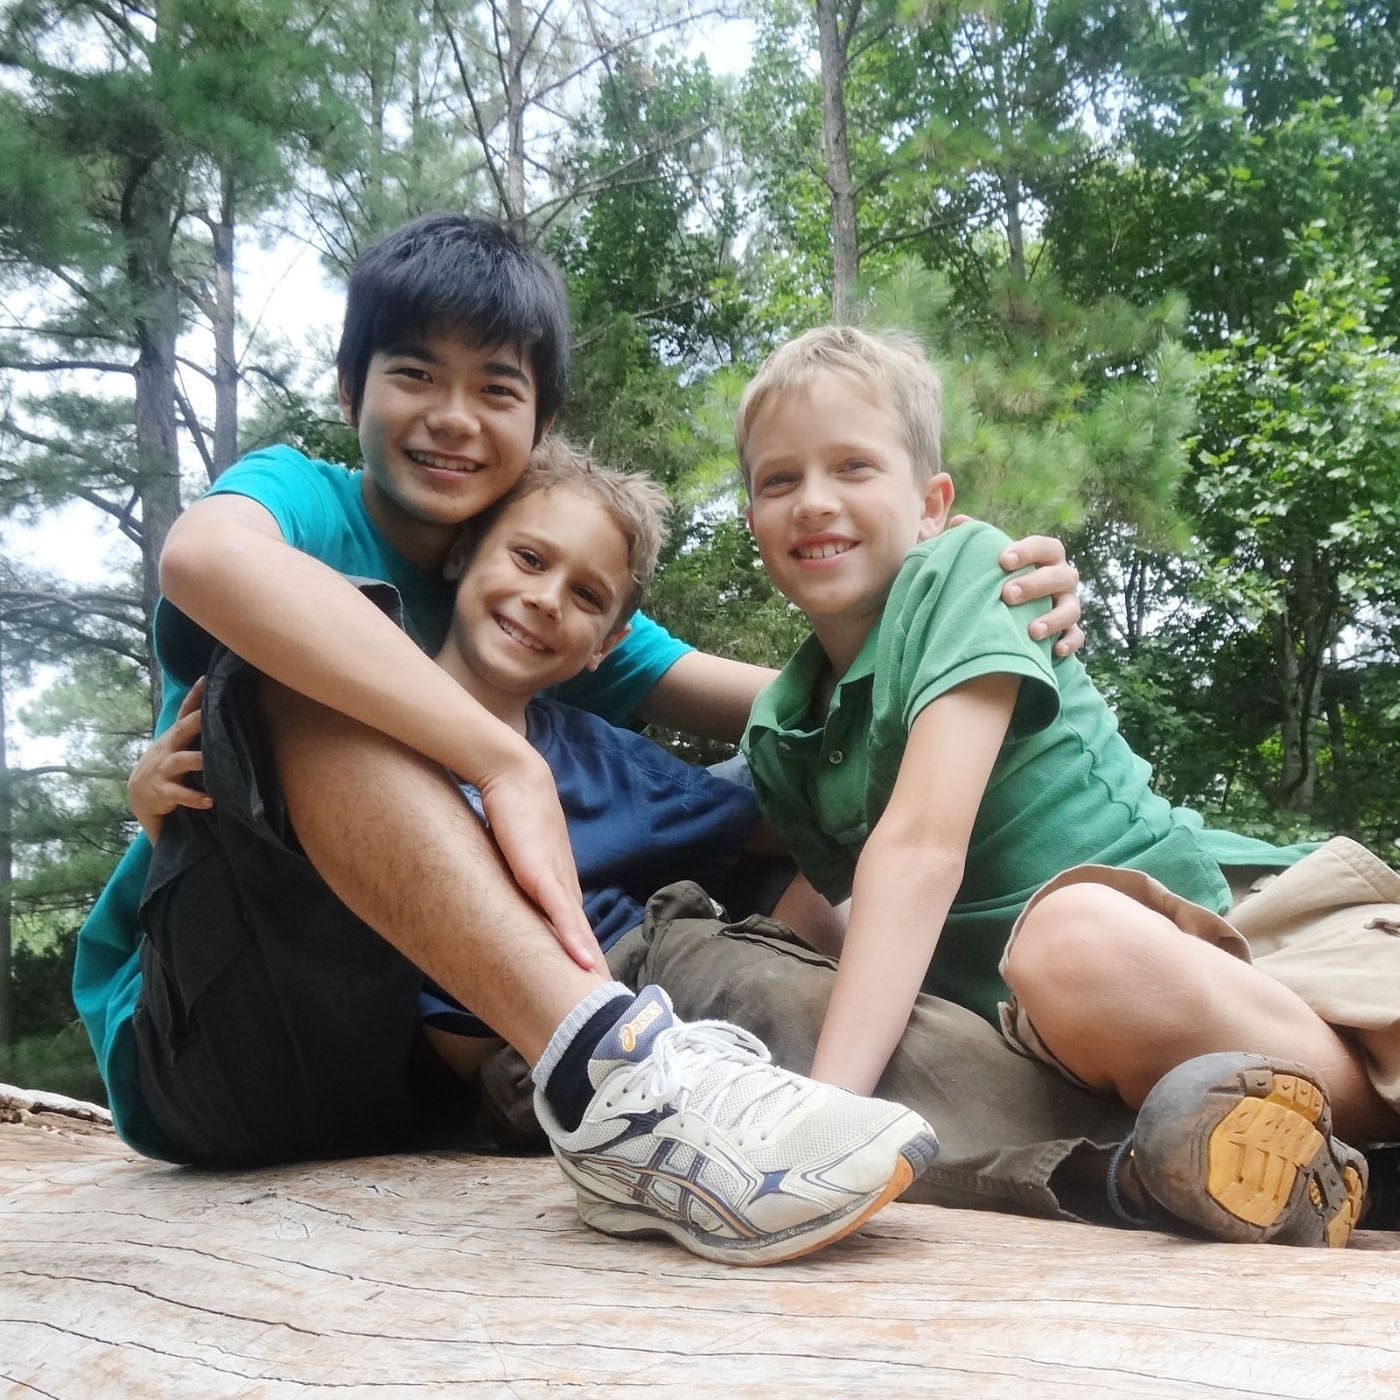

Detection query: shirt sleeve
(152, 448), (343, 687)
(547, 610), (692, 725)
(879, 525), (1060, 740)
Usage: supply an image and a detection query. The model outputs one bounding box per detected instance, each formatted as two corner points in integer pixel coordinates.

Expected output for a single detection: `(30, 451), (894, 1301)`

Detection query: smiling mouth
(494, 615), (550, 653)
(793, 541), (856, 560)
(405, 448), (484, 474)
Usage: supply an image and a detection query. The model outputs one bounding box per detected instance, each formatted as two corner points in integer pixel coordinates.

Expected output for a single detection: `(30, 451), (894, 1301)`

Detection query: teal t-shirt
(744, 523), (1308, 1025)
(73, 445), (692, 1157)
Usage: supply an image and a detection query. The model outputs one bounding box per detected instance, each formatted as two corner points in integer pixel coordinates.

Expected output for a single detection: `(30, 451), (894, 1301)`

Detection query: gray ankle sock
(531, 981), (634, 1092)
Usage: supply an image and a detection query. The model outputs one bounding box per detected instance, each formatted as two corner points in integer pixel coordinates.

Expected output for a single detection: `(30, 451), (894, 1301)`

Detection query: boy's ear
(917, 472), (956, 541)
(585, 622), (631, 672)
(337, 373), (358, 427)
(443, 529), (473, 581)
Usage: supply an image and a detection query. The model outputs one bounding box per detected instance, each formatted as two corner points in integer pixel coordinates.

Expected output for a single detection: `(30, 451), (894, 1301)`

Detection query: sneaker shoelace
(609, 1019), (814, 1146)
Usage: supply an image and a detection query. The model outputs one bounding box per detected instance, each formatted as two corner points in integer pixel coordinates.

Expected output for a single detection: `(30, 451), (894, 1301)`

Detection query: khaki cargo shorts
(998, 837), (1400, 1112)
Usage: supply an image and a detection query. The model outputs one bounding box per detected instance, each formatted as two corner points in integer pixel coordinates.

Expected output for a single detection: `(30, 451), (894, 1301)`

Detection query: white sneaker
(534, 986), (939, 1265)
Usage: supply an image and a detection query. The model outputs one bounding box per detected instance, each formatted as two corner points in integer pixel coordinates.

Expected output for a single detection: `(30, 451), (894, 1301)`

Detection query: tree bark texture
(816, 0), (859, 322)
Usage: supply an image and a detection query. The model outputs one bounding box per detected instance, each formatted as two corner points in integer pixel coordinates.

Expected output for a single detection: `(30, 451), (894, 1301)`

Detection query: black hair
(335, 213), (571, 439)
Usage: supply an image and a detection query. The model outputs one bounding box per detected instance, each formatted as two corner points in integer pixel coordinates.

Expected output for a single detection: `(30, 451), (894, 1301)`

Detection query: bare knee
(1004, 883), (1147, 1017)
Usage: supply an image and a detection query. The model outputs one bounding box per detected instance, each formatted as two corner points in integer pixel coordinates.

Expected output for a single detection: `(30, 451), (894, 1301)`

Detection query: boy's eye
(840, 458), (874, 473)
(573, 586), (605, 611)
(484, 382), (523, 400)
(757, 470), (796, 493)
(513, 547), (544, 570)
(390, 365), (431, 382)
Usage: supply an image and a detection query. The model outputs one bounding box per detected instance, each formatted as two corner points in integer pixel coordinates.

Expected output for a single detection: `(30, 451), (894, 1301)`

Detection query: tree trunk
(210, 168), (238, 480)
(1270, 613), (1314, 810)
(1004, 169), (1026, 282)
(1270, 546), (1333, 813)
(504, 0), (528, 239)
(127, 169), (182, 725)
(367, 0), (390, 236)
(816, 0), (859, 323)
(0, 626), (12, 1048)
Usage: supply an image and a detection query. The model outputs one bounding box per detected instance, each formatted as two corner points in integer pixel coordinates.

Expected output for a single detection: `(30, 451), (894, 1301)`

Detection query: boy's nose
(793, 481), (838, 519)
(426, 394), (480, 437)
(524, 578), (564, 618)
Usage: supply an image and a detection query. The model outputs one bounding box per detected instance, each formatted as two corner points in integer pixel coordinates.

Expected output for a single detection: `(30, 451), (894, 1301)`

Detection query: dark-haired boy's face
(341, 331), (540, 570)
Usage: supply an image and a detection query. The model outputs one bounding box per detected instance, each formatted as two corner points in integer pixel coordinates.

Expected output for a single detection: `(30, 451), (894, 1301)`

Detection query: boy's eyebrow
(481, 359), (532, 386)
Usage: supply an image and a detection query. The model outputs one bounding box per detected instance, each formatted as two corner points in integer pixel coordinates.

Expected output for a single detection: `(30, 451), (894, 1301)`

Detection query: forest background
(3, 0), (1399, 1101)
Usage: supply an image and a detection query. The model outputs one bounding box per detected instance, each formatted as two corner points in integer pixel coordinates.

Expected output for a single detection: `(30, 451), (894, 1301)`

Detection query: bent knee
(1005, 882), (1156, 1005)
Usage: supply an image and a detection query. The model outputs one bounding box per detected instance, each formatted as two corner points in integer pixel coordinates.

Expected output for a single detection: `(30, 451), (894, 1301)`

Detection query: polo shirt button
(828, 750), (844, 764)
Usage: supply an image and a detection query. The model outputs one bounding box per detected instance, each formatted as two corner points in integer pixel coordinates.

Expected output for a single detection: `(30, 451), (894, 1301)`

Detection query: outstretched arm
(809, 673), (1020, 1094)
(159, 493), (600, 970)
(638, 530), (1081, 742)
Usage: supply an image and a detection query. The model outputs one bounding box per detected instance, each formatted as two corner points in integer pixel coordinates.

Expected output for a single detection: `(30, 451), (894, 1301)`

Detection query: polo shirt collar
(749, 625), (879, 740)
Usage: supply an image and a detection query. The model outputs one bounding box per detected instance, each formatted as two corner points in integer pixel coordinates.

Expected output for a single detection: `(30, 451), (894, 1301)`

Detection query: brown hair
(463, 435), (669, 623)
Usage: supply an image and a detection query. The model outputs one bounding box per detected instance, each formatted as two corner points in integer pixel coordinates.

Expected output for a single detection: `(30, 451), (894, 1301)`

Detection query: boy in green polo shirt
(737, 324), (1400, 1247)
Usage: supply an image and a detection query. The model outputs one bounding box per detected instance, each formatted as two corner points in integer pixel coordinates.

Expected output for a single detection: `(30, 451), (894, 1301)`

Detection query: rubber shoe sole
(1133, 1053), (1367, 1247)
(571, 1129), (939, 1266)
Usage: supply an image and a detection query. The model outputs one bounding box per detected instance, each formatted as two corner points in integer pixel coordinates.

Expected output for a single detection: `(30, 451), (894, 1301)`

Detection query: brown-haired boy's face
(446, 486), (632, 702)
(340, 331), (539, 571)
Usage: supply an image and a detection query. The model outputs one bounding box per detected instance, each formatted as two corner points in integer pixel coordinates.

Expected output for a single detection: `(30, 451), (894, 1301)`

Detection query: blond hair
(467, 435), (669, 623)
(735, 325), (943, 486)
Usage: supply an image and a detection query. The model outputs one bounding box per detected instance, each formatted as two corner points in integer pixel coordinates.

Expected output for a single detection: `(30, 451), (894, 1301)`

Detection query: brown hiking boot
(1123, 1053), (1367, 1247)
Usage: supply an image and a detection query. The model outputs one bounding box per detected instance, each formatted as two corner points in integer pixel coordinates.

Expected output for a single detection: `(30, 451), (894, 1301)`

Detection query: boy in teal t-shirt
(737, 324), (1400, 1247)
(75, 216), (963, 1268)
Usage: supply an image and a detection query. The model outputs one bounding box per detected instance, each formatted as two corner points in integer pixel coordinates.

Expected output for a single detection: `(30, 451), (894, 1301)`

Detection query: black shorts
(132, 595), (479, 1167)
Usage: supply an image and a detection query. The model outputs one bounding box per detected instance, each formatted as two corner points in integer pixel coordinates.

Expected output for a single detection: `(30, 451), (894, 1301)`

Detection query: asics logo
(618, 1002), (664, 1052)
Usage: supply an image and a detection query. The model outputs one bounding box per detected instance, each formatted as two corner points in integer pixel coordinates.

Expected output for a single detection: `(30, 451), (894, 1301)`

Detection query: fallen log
(2, 1087), (1397, 1397)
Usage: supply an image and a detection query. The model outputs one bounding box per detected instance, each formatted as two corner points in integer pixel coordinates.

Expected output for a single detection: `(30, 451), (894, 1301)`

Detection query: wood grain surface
(3, 1085), (1397, 1399)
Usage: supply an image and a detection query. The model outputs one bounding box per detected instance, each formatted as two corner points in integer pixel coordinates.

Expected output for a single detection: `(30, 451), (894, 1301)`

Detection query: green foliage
(0, 1023), (106, 1105)
(864, 259), (1197, 542)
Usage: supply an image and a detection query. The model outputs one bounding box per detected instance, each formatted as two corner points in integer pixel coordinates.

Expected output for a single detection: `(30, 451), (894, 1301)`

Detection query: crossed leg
(1003, 881), (1399, 1144)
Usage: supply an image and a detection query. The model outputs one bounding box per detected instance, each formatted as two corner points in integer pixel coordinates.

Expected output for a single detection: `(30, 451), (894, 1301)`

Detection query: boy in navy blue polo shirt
(133, 438), (786, 1060)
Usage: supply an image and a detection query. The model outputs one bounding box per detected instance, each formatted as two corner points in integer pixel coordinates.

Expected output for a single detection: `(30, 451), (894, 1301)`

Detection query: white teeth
(496, 616), (547, 652)
(406, 449), (481, 473)
(795, 541), (854, 560)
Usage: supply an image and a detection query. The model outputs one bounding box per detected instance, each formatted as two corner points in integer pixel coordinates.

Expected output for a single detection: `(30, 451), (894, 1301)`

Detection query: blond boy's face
(745, 370), (952, 646)
(447, 486), (631, 701)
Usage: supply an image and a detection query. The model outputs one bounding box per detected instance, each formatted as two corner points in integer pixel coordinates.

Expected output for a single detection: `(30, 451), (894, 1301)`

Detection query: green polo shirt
(743, 522), (1245, 1025)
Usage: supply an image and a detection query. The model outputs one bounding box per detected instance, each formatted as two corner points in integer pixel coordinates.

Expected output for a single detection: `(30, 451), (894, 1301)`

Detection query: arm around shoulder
(636, 649), (779, 744)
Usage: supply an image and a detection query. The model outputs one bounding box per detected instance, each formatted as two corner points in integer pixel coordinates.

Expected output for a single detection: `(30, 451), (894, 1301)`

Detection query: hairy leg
(1004, 882), (1399, 1143)
(261, 681), (603, 1066)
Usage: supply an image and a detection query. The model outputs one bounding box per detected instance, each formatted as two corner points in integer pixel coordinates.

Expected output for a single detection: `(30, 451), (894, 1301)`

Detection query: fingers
(175, 675), (206, 721)
(166, 782), (214, 812)
(1001, 533), (1068, 571)
(165, 748), (205, 778)
(166, 707), (204, 748)
(534, 876), (605, 972)
(948, 512), (973, 529)
(1001, 560), (1079, 606)
(1049, 622), (1085, 658)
